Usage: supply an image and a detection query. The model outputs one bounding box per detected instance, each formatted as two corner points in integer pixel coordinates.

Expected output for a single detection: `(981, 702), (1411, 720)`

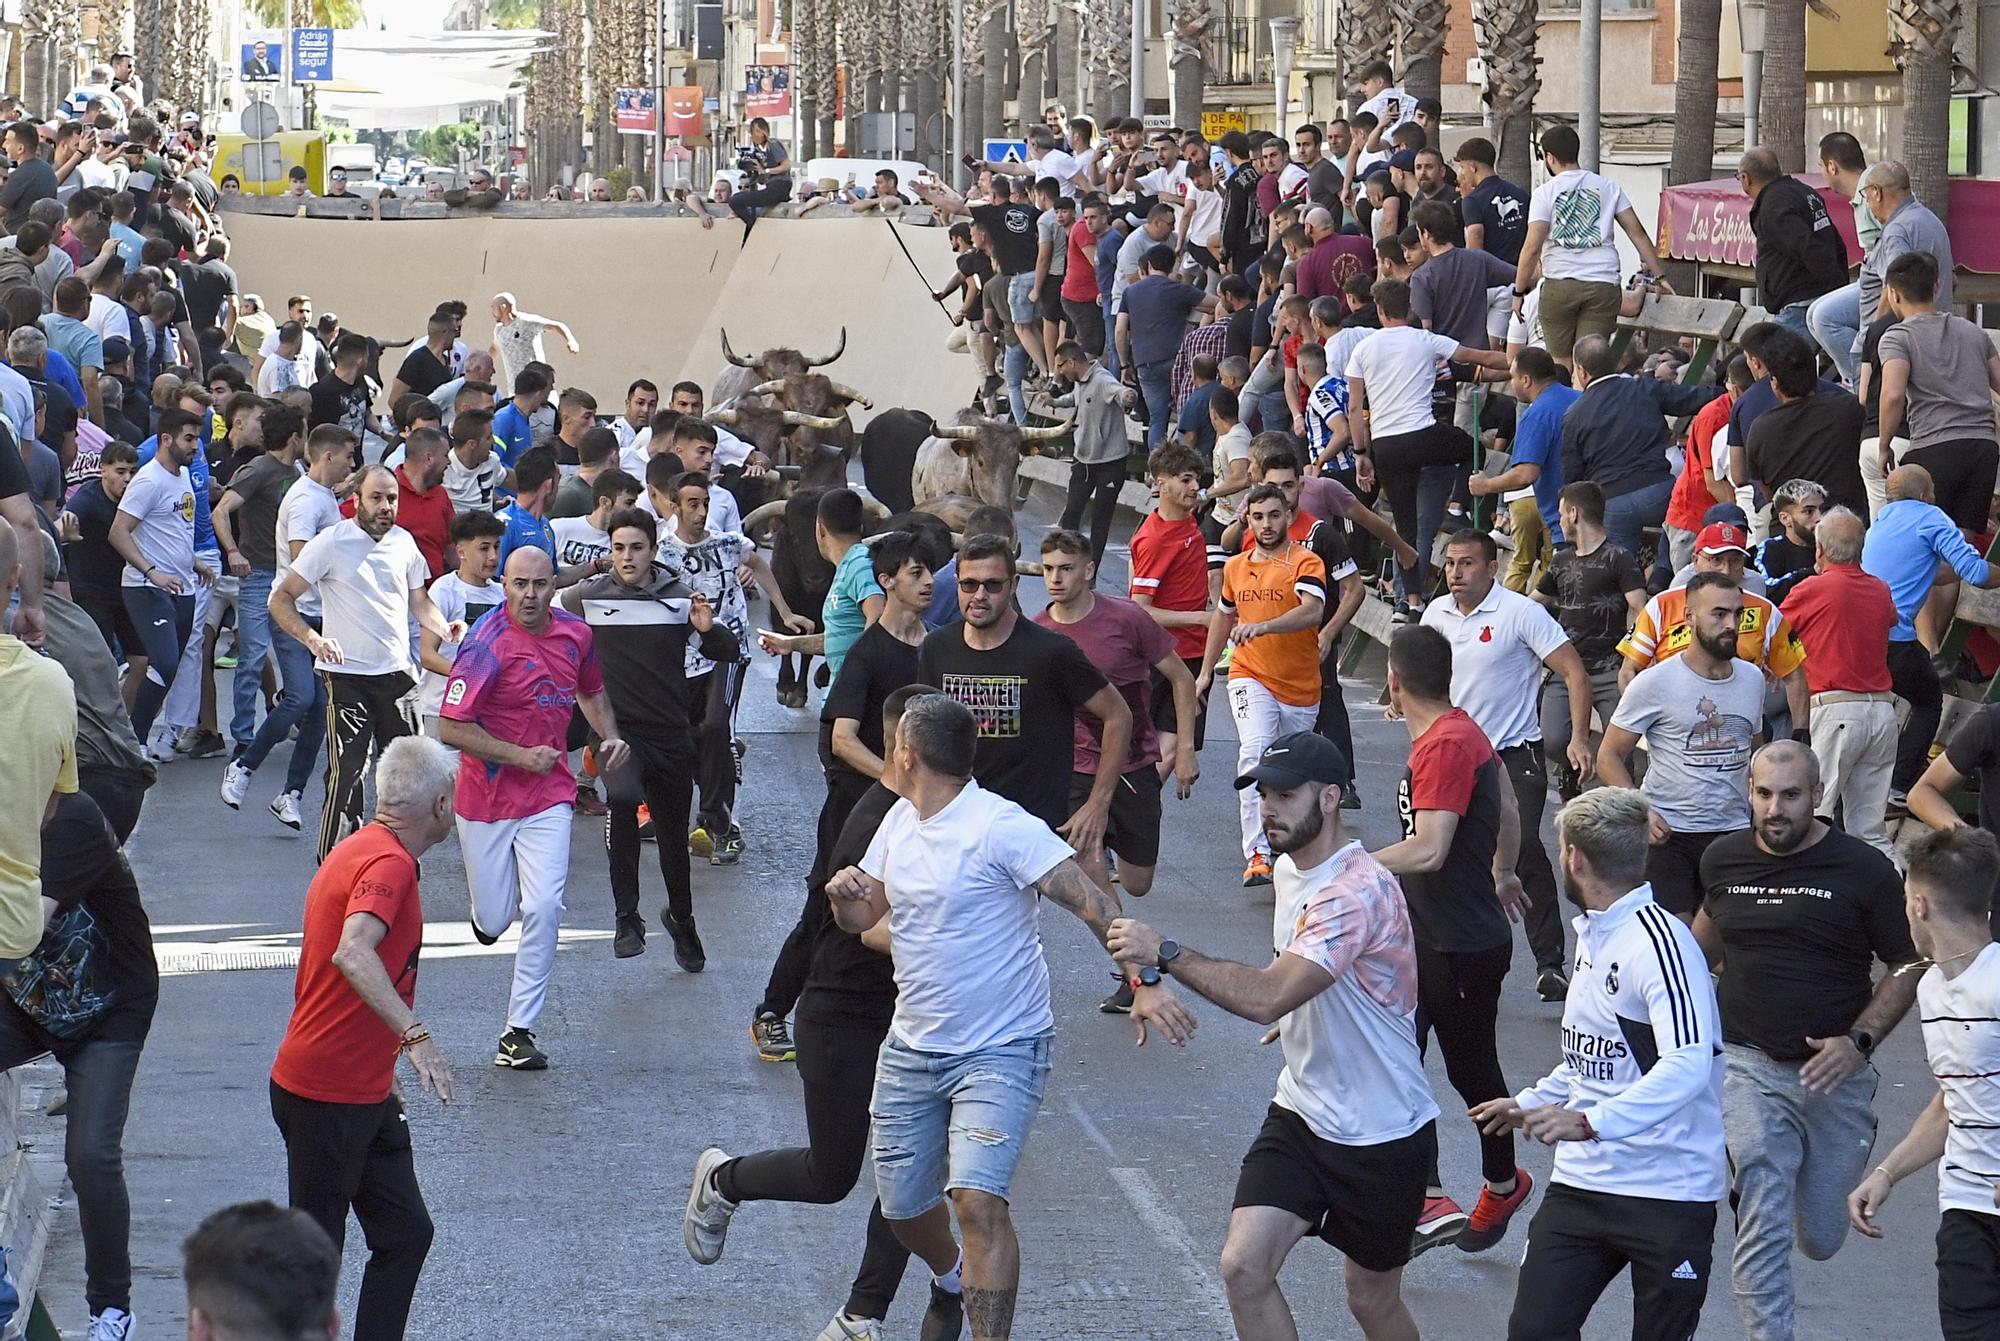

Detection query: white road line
(1066, 1096), (1234, 1329)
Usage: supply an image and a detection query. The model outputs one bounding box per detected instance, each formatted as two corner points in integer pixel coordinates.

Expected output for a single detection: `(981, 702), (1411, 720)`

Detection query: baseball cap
(1695, 522), (1751, 556)
(179, 112), (200, 127)
(102, 336), (130, 364)
(1388, 148), (1419, 172)
(1700, 501), (1749, 529)
(1235, 731), (1354, 792)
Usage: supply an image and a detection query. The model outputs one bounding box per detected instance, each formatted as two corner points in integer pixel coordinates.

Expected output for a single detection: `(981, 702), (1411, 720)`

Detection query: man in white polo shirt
(1422, 528), (1597, 1001)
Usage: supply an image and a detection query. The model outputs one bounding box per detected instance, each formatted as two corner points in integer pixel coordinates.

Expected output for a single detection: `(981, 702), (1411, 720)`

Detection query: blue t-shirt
(822, 541), (882, 680)
(43, 349), (86, 413)
(496, 504), (555, 570)
(491, 401), (536, 501)
(1461, 175), (1531, 265)
(137, 432), (216, 553)
(1095, 225), (1127, 304)
(1862, 497), (1992, 641)
(109, 223), (144, 274)
(925, 556), (959, 630)
(1178, 382), (1218, 457)
(1512, 382), (1580, 539)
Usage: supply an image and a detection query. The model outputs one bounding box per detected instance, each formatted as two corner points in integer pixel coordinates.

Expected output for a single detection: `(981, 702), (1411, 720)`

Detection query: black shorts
(1038, 282), (1066, 324)
(1903, 439), (2000, 532)
(1069, 765), (1164, 867)
(1938, 1208), (2000, 1340)
(1234, 1104), (1433, 1274)
(1150, 655), (1208, 749)
(1642, 828), (1731, 917)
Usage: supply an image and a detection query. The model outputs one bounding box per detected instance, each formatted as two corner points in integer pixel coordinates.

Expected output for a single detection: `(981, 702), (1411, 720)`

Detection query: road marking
(1066, 1097), (1233, 1329)
(154, 924), (613, 976)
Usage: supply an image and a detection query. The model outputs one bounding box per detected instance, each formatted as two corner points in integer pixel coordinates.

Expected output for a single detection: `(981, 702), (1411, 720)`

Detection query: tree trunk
(1894, 0), (1959, 218)
(1018, 0), (1049, 131)
(1759, 0), (1807, 170)
(1166, 0), (1214, 131)
(1475, 0), (1539, 185)
(1669, 0), (1722, 184)
(980, 3), (1005, 146)
(1396, 0), (1451, 102)
(1055, 1), (1079, 113)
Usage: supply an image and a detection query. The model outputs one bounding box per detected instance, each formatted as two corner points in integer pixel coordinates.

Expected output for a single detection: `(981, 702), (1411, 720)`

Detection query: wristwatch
(1131, 965), (1162, 989)
(1848, 1028), (1876, 1058)
(1157, 939), (1182, 974)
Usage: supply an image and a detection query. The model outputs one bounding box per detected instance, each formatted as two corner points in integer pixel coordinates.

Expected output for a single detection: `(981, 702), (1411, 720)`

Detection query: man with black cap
(1109, 731), (1437, 1341)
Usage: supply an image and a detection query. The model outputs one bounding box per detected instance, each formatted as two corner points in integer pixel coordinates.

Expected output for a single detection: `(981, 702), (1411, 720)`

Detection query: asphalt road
(26, 495), (1957, 1340)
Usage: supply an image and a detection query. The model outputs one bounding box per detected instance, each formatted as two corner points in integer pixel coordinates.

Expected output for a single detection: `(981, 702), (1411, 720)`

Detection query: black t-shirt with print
(919, 616), (1110, 827)
(820, 621), (924, 777)
(970, 202), (1044, 276)
(1536, 541), (1645, 668)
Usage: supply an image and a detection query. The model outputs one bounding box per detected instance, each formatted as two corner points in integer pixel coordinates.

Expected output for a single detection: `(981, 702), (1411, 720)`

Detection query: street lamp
(1269, 16), (1300, 134)
(1738, 0), (1767, 150)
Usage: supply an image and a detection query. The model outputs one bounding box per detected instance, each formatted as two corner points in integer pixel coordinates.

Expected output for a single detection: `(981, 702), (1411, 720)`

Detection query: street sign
(1199, 111), (1247, 140)
(983, 138), (1027, 164)
(292, 27), (334, 82)
(1143, 114), (1173, 132)
(238, 100), (280, 140)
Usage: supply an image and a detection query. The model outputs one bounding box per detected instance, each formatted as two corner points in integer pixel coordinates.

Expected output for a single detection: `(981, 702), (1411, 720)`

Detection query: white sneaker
(219, 760), (251, 810)
(144, 730), (176, 764)
(90, 1307), (135, 1340)
(682, 1146), (738, 1264)
(816, 1314), (884, 1341)
(269, 790), (303, 832)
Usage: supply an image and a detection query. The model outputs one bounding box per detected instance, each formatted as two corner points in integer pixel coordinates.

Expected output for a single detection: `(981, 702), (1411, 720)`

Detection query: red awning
(1658, 173), (2000, 275)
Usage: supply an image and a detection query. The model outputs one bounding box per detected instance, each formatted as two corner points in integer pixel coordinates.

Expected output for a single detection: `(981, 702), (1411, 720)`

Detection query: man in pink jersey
(441, 546), (628, 1070)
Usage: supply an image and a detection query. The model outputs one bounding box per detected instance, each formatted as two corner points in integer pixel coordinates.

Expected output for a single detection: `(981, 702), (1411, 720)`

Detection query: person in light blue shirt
(816, 489), (883, 681)
(490, 363), (553, 504)
(1862, 462), (2000, 797)
(1470, 347), (1577, 590)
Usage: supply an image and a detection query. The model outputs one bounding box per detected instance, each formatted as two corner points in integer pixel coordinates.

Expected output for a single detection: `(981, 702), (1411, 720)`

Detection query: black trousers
(1062, 296), (1107, 358)
(605, 733), (697, 924)
(319, 670), (415, 863)
(1497, 744), (1565, 975)
(270, 1081), (433, 1341)
(1329, 464), (1377, 578)
(1888, 638), (1943, 795)
(1060, 458), (1127, 567)
(1938, 1208), (2000, 1340)
(713, 1015), (911, 1321)
(78, 763), (148, 845)
(1372, 422), (1472, 598)
(1314, 647), (1353, 768)
(688, 662), (744, 831)
(1507, 1184), (1717, 1341)
(1413, 939), (1515, 1185)
(728, 178), (793, 228)
(758, 765), (873, 1020)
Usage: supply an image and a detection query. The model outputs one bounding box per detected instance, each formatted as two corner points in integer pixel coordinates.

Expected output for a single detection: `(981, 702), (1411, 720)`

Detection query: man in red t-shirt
(1663, 356), (1751, 577)
(1130, 444), (1218, 767)
(342, 428), (457, 581)
(1061, 198), (1114, 361)
(270, 735), (458, 1341)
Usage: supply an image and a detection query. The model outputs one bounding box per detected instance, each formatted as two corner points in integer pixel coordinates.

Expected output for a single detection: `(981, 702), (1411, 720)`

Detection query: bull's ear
(950, 440), (974, 458)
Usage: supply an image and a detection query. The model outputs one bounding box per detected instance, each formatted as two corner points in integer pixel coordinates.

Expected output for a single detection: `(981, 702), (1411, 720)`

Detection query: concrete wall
(223, 212), (975, 424)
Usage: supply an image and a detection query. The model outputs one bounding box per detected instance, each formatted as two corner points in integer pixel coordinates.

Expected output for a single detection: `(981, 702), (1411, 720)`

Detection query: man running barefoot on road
(1109, 732), (1437, 1341)
(689, 694), (1194, 1341)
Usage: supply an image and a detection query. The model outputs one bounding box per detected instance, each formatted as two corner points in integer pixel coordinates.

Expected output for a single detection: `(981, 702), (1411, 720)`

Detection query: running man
(1108, 731), (1439, 1341)
(108, 406), (211, 744)
(1473, 787), (1726, 1341)
(439, 547), (627, 1071)
(488, 292), (578, 391)
(559, 510), (737, 969)
(1129, 443), (1220, 774)
(1198, 483), (1328, 886)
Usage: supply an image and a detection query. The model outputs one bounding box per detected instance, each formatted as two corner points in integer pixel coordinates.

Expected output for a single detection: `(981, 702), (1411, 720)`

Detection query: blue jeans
(1601, 477), (1675, 561)
(1137, 358), (1174, 449)
(240, 616), (329, 796)
(1004, 342), (1030, 425)
(870, 1031), (1053, 1221)
(1252, 389), (1289, 436)
(1772, 300), (1813, 340)
(1807, 281), (1862, 387)
(1100, 298), (1120, 378)
(229, 568), (274, 748)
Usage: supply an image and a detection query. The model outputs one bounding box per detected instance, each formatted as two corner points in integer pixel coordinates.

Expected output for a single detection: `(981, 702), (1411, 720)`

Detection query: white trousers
(1228, 676), (1317, 860)
(162, 547), (221, 732)
(458, 802), (573, 1031)
(1812, 698), (1900, 863)
(1859, 435), (1908, 522)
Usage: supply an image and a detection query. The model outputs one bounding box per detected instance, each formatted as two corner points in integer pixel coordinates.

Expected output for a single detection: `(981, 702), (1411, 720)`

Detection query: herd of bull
(707, 328), (1071, 708)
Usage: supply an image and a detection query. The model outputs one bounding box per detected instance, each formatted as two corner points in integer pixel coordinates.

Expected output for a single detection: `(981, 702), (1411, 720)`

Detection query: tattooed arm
(1038, 858), (1197, 1046)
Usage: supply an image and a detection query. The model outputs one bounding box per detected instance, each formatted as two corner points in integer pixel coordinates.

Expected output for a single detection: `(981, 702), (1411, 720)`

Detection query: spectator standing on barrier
(1117, 244), (1217, 450)
(1807, 132), (1876, 386)
(1534, 481), (1646, 803)
(1739, 147), (1851, 339)
(1455, 137), (1530, 265)
(1562, 335), (1726, 558)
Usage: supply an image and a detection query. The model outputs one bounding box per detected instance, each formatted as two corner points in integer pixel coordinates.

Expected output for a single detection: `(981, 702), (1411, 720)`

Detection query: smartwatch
(1132, 965), (1162, 989)
(1157, 939), (1182, 974)
(1848, 1028), (1876, 1058)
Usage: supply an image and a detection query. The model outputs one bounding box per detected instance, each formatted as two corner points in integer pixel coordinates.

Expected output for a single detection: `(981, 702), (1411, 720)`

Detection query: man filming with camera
(728, 117), (794, 234)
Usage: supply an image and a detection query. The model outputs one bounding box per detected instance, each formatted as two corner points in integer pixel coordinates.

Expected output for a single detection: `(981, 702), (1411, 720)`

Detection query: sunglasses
(956, 577), (1010, 594)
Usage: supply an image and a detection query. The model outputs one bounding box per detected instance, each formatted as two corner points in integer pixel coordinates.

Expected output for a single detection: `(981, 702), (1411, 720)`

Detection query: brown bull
(713, 326), (851, 407)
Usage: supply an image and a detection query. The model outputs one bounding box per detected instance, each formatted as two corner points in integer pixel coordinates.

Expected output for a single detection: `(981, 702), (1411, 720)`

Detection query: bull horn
(853, 490), (892, 519)
(741, 500), (788, 531)
(932, 424), (982, 440)
(806, 327), (848, 367)
(707, 408), (740, 425)
(720, 328), (754, 367)
(750, 379), (787, 397)
(1015, 559), (1044, 577)
(1018, 423), (1070, 442)
(782, 410), (844, 430)
(827, 382), (873, 409)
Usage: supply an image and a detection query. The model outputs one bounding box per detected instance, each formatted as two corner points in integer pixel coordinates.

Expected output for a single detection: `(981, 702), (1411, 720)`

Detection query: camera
(735, 144), (763, 177)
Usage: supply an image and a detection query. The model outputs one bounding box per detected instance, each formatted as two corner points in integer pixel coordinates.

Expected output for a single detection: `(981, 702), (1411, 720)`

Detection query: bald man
(271, 464), (462, 861)
(441, 546), (627, 1071)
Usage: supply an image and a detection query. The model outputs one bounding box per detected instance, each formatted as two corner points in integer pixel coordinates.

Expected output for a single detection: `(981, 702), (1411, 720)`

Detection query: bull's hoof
(786, 686), (811, 710)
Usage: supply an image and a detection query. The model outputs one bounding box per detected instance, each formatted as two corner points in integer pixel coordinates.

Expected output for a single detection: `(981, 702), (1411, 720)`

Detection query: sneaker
(219, 759), (251, 809)
(1457, 1167), (1535, 1253)
(1099, 979), (1134, 1014)
(89, 1308), (135, 1341)
(1411, 1194), (1468, 1256)
(145, 730), (177, 764)
(683, 1146), (738, 1264)
(613, 915), (647, 959)
(637, 802), (656, 841)
(711, 825), (744, 866)
(269, 790), (303, 832)
(181, 728), (227, 759)
(817, 1315), (885, 1341)
(731, 736), (746, 784)
(688, 823), (715, 859)
(494, 1026), (548, 1070)
(575, 784), (609, 817)
(213, 648), (238, 669)
(470, 911), (501, 947)
(921, 1284), (965, 1341)
(1536, 968), (1570, 1002)
(1242, 853), (1273, 886)
(663, 912), (706, 972)
(750, 1011), (796, 1062)
(1390, 605), (1414, 625)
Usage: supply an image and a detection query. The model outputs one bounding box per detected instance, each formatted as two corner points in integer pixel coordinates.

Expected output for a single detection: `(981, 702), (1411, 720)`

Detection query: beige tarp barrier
(224, 213), (972, 422)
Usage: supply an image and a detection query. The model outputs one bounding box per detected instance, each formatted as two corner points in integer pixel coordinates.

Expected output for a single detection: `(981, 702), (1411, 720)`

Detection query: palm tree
(1395, 0), (1452, 101)
(1474, 0), (1539, 185)
(1758, 0), (1841, 172)
(22, 0), (80, 116)
(1893, 0), (1958, 215)
(1165, 0), (1216, 132)
(1018, 0), (1050, 130)
(1668, 0), (1722, 184)
(96, 0), (132, 55)
(245, 0), (365, 23)
(1341, 0), (1395, 109)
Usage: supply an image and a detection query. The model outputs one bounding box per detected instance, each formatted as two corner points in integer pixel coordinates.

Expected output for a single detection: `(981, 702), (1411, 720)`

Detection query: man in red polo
(1779, 506), (1899, 858)
(344, 426), (456, 581)
(1294, 205), (1375, 306)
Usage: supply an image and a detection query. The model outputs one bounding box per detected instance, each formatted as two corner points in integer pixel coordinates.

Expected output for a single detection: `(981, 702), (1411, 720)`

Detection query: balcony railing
(1212, 15), (1268, 86)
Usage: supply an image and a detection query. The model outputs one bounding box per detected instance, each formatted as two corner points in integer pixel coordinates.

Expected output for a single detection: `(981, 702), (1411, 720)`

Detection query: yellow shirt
(0, 636), (78, 958)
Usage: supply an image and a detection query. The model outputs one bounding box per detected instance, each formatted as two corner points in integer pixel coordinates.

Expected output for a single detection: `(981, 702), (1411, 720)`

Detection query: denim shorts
(870, 1031), (1053, 1221)
(1006, 272), (1037, 325)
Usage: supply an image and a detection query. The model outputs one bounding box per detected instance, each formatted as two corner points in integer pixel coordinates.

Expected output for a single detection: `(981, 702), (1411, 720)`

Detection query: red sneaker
(1456, 1167), (1535, 1253)
(1242, 853), (1273, 887)
(1411, 1194), (1468, 1257)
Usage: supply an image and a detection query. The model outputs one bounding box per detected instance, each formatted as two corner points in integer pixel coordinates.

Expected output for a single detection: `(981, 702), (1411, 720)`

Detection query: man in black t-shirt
(1534, 481), (1646, 800)
(58, 439), (140, 653)
(1453, 137), (1529, 265)
(176, 237), (237, 332)
(1694, 741), (1919, 1341)
(914, 176), (1051, 388)
(387, 312), (456, 406)
(918, 534), (1129, 855)
(683, 686), (966, 1341)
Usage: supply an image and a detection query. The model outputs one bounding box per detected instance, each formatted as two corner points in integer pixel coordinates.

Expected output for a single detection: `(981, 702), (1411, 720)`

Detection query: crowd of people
(0, 48), (1991, 1341)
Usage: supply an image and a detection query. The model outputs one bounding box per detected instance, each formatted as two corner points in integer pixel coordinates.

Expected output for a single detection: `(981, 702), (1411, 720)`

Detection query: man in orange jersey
(1197, 483), (1328, 886)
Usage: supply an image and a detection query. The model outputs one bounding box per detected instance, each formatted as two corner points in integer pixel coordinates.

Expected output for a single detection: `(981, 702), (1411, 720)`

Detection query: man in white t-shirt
(489, 291), (579, 391)
(269, 464), (463, 861)
(1346, 277), (1509, 615)
(610, 377), (659, 453)
(680, 693), (1194, 1337)
(417, 509), (506, 736)
(257, 297), (324, 385)
(1513, 124), (1668, 362)
(986, 124), (1089, 198)
(1109, 731), (1437, 1341)
(107, 406), (210, 744)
